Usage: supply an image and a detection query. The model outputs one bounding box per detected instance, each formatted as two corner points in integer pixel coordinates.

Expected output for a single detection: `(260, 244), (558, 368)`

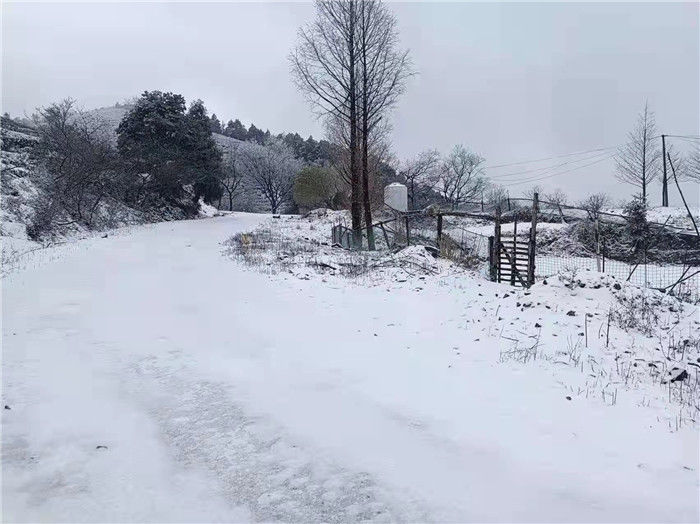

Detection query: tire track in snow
(130, 353), (430, 522)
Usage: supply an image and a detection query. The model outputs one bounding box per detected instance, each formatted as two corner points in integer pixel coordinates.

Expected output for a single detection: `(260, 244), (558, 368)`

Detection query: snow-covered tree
(240, 140), (302, 213)
(434, 145), (486, 209)
(400, 149), (440, 208)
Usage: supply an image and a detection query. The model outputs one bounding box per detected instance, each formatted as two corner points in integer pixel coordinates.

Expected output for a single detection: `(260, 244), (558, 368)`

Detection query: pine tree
(209, 113), (222, 134)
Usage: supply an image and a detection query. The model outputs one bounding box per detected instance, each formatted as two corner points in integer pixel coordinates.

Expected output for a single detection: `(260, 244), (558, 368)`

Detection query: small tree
(545, 188), (568, 207)
(616, 102), (661, 202)
(434, 145), (485, 209)
(219, 144), (244, 210)
(579, 193), (610, 220)
(623, 195), (650, 255)
(293, 166), (339, 210)
(400, 149), (440, 208)
(241, 140), (302, 213)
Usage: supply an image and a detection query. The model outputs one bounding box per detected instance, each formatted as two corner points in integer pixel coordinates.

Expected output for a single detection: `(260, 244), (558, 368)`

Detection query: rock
(535, 322), (542, 328)
(577, 282), (586, 288)
(4, 405), (10, 410)
(613, 283), (621, 290)
(670, 369), (689, 383)
(542, 279), (548, 285)
(566, 310), (576, 316)
(566, 396), (572, 401)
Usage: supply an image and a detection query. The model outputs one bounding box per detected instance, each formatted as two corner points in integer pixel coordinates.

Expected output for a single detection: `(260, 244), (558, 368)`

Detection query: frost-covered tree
(219, 143), (245, 211)
(240, 140), (302, 213)
(400, 149), (440, 208)
(434, 145), (486, 209)
(616, 102), (661, 202)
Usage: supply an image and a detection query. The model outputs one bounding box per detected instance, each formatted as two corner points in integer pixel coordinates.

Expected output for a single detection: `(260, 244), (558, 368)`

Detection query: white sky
(2, 1), (699, 205)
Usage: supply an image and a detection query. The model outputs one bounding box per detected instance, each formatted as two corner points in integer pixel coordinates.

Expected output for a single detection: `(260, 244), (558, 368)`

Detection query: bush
(293, 166), (340, 210)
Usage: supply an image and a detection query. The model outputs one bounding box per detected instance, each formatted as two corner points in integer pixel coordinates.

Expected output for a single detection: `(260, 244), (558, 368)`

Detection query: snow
(3, 213), (699, 522)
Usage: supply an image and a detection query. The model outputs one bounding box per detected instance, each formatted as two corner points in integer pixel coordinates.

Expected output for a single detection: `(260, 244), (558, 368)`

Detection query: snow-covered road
(2, 214), (698, 522)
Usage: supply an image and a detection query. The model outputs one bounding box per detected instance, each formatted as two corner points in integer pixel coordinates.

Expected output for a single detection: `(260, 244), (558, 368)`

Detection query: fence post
(436, 214), (443, 254)
(595, 217), (601, 272)
(511, 216), (518, 286)
(528, 193), (538, 287)
(488, 236), (496, 281)
(405, 214), (410, 246)
(602, 235), (606, 273)
(495, 206), (502, 283)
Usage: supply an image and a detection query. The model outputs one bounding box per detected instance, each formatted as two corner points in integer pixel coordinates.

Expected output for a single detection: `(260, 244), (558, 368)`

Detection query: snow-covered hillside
(3, 213), (698, 522)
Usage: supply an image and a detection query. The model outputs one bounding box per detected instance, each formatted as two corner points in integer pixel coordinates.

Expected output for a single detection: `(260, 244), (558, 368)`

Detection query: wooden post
(595, 217), (601, 272)
(528, 193), (538, 287)
(495, 206), (502, 283)
(488, 236), (495, 281)
(602, 235), (606, 273)
(436, 214), (443, 254)
(405, 215), (410, 246)
(661, 134), (668, 207)
(511, 216), (518, 285)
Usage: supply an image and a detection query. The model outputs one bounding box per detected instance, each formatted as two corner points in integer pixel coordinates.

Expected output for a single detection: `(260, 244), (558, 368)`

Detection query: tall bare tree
(357, 0), (412, 249)
(291, 1), (362, 245)
(615, 102), (661, 202)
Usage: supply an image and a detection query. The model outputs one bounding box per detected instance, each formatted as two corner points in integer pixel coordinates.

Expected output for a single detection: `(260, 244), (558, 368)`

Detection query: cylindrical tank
(384, 183), (408, 212)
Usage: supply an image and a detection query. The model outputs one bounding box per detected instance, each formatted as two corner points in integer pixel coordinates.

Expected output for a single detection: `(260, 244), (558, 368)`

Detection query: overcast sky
(2, 1), (699, 205)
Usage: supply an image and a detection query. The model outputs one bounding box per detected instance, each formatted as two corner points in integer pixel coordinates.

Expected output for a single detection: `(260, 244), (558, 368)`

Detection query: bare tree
(240, 140), (302, 214)
(523, 184), (543, 201)
(357, 0), (412, 249)
(32, 99), (118, 230)
(484, 184), (508, 209)
(400, 149), (440, 208)
(686, 145), (700, 182)
(579, 192), (610, 220)
(615, 102), (661, 202)
(434, 145), (486, 209)
(291, 0), (362, 244)
(544, 188), (568, 207)
(219, 144), (244, 210)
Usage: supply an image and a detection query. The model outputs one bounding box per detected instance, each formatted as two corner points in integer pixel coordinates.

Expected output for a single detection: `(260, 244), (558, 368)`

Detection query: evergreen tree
(247, 123), (265, 144)
(209, 113), (222, 134)
(116, 91), (222, 205)
(187, 100), (223, 203)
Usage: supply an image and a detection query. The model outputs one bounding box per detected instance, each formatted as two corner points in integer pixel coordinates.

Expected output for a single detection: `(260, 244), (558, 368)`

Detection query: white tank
(384, 183), (408, 212)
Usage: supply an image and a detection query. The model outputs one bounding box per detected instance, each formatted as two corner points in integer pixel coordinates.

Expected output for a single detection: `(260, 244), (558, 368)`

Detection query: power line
(486, 149), (612, 180)
(500, 154), (616, 187)
(482, 145), (618, 170)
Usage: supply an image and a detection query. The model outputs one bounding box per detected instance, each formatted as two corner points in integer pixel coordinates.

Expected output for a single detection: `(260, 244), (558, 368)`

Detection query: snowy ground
(2, 212), (699, 522)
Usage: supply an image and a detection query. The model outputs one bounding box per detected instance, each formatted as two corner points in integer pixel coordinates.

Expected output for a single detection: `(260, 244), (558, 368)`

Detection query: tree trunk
(360, 5), (374, 251)
(349, 0), (362, 249)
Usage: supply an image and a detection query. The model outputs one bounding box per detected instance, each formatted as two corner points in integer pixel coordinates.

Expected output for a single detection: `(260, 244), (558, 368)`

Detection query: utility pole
(661, 134), (668, 207)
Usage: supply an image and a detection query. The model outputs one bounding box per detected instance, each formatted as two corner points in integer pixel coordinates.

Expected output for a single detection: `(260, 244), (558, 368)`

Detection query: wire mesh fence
(328, 197), (700, 301)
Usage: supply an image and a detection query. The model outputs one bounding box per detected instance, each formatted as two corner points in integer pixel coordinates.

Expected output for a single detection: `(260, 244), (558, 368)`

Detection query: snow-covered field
(2, 212), (699, 522)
